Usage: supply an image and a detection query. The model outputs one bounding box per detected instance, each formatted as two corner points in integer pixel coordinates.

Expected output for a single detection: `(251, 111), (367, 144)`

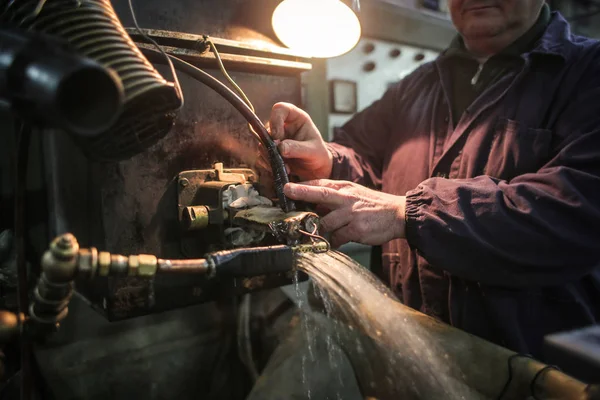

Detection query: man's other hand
(269, 102), (333, 181)
(284, 180), (407, 248)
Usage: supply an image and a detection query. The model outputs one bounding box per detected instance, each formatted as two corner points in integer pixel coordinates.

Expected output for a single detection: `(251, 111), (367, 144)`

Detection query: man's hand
(269, 102), (333, 181)
(284, 180), (407, 248)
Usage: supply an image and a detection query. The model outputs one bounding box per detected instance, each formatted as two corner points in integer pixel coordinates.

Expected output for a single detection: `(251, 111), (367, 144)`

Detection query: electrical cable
(127, 0), (184, 107)
(140, 48), (295, 212)
(496, 353), (534, 400)
(206, 37), (255, 112)
(530, 364), (561, 400)
(205, 36), (263, 144)
(298, 229), (331, 251)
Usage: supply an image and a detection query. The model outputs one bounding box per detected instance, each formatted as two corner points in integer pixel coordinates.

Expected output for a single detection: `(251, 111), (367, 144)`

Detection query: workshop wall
(326, 38), (440, 140)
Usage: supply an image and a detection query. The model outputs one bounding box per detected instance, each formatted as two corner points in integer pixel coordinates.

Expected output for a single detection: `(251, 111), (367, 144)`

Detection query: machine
(31, 161), (327, 323)
(0, 0), (325, 398)
(0, 1), (598, 399)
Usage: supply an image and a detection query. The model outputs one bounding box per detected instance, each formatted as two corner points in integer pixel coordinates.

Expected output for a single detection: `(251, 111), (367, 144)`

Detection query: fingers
(319, 208), (353, 233)
(296, 179), (353, 190)
(284, 182), (346, 208)
(330, 226), (356, 249)
(278, 139), (317, 159)
(269, 102), (308, 140)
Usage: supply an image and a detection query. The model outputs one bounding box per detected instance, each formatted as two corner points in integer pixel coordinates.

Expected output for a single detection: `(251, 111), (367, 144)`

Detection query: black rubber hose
(141, 48), (296, 213)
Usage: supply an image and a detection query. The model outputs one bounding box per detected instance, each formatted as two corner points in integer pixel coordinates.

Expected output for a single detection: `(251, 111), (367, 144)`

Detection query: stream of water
(292, 250), (477, 400)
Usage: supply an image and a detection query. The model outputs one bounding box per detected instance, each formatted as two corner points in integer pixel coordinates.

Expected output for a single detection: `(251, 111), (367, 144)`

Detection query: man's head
(449, 0), (545, 57)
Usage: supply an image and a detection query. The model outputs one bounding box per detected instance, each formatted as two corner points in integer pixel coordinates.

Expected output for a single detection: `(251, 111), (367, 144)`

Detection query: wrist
(395, 196), (407, 239)
(325, 148), (334, 178)
(321, 143), (335, 179)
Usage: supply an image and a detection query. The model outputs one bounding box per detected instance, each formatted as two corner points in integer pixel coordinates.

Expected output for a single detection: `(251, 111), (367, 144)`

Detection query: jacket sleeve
(327, 83), (400, 189)
(405, 55), (600, 288)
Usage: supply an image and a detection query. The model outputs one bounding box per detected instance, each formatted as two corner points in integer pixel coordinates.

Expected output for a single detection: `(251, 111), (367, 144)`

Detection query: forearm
(404, 173), (600, 287)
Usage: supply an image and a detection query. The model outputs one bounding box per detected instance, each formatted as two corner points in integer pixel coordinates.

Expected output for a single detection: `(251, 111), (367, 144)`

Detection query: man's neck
(464, 28), (531, 60)
(463, 7), (545, 60)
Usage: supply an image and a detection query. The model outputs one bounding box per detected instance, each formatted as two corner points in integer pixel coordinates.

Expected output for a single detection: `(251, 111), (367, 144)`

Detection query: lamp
(272, 0), (362, 58)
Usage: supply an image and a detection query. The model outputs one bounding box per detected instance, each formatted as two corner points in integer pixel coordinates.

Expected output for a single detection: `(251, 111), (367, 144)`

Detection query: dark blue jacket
(328, 12), (600, 358)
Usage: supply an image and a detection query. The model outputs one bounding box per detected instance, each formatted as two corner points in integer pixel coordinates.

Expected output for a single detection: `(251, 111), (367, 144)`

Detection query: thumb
(279, 139), (317, 160)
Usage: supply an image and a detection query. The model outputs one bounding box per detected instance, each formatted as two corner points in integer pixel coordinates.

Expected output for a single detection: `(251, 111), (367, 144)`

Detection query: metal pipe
(157, 259), (210, 274)
(307, 290), (593, 400)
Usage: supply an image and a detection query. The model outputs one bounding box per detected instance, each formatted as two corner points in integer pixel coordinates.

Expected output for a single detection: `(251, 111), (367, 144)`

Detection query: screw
(179, 178), (189, 188)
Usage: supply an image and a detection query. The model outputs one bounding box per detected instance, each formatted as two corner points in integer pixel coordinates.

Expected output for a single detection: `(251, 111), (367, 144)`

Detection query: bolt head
(179, 178), (190, 188)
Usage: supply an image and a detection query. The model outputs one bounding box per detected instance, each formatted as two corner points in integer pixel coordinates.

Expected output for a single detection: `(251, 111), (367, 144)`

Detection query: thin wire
(496, 354), (534, 400)
(205, 37), (263, 143)
(206, 37), (255, 111)
(298, 229), (331, 252)
(530, 365), (561, 400)
(127, 0), (184, 107)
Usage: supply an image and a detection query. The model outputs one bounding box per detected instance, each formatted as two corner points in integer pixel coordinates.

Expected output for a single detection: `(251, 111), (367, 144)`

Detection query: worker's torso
(380, 23), (600, 357)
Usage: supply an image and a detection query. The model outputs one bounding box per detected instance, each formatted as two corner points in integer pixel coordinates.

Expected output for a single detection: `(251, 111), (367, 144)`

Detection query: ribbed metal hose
(0, 0), (182, 161)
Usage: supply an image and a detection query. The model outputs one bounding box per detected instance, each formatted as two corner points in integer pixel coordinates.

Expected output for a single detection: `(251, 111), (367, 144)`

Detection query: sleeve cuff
(404, 185), (427, 247)
(325, 143), (345, 180)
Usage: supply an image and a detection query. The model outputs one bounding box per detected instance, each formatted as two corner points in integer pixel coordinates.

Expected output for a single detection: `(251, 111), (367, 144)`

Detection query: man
(268, 0), (600, 358)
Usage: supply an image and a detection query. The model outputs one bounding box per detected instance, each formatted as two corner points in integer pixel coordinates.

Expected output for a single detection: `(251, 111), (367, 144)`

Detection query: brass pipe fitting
(40, 233), (79, 283)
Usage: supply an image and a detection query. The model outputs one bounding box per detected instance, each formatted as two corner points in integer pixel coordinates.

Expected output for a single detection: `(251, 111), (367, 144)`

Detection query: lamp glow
(272, 0), (361, 58)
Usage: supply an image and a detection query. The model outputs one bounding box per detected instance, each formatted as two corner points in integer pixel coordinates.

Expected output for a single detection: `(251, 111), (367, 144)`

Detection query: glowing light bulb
(272, 0), (362, 58)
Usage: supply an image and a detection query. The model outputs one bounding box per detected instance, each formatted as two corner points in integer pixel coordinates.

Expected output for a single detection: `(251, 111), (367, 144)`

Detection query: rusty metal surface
(94, 67), (300, 255)
(67, 66), (300, 322)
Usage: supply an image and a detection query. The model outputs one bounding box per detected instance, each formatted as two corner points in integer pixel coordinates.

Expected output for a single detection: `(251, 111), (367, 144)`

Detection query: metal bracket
(177, 165), (257, 222)
(176, 164), (257, 257)
(126, 28), (313, 75)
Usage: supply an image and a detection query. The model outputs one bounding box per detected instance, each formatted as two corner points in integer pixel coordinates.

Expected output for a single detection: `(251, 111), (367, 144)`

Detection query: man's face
(449, 0), (543, 41)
